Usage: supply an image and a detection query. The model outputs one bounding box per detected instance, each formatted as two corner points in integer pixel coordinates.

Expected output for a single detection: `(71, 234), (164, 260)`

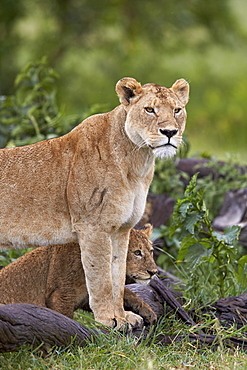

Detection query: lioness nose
(148, 269), (158, 277)
(159, 129), (178, 138)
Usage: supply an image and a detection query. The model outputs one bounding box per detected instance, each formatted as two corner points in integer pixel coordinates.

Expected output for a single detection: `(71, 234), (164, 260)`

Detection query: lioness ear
(142, 223), (153, 238)
(171, 79), (189, 106)
(116, 77), (143, 106)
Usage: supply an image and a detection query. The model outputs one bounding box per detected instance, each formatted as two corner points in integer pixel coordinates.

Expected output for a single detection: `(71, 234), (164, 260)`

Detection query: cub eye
(145, 107), (155, 114)
(134, 250), (142, 256)
(174, 108), (181, 114)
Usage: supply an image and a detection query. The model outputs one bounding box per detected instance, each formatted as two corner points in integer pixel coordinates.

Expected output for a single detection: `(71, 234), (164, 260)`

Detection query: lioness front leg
(75, 225), (127, 328)
(111, 229), (144, 329)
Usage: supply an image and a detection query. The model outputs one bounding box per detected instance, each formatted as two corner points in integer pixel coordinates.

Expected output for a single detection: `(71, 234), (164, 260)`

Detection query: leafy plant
(158, 174), (247, 305)
(153, 155), (247, 277)
(0, 57), (83, 148)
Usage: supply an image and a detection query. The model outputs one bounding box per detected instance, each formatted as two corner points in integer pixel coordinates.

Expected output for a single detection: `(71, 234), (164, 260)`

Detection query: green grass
(1, 333), (247, 370)
(1, 312), (247, 370)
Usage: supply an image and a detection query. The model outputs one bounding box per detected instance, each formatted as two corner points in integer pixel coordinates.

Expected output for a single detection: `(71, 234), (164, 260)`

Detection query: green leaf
(184, 212), (201, 234)
(212, 225), (241, 245)
(180, 201), (190, 217)
(237, 255), (247, 283)
(184, 173), (198, 196)
(185, 243), (213, 268)
(177, 234), (198, 261)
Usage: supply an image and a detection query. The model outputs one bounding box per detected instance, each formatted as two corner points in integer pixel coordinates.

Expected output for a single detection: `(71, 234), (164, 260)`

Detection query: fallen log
(128, 277), (198, 329)
(126, 278), (247, 351)
(0, 303), (95, 355)
(129, 278), (247, 350)
(0, 276), (197, 356)
(0, 302), (228, 355)
(195, 291), (247, 330)
(150, 277), (197, 327)
(1, 278), (247, 355)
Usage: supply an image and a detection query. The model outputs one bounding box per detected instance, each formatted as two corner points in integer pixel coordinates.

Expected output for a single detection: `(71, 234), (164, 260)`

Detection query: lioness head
(126, 224), (157, 285)
(116, 77), (189, 159)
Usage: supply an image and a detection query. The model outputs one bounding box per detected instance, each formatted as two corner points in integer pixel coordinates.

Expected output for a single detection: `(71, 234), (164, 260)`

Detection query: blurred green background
(1, 0), (247, 160)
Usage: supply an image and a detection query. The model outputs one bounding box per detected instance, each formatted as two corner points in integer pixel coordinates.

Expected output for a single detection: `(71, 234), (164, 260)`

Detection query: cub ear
(141, 223), (153, 238)
(171, 79), (189, 106)
(116, 77), (143, 106)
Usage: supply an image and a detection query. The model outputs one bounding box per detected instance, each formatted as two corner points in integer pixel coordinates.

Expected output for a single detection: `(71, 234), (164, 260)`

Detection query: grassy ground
(1, 312), (247, 370)
(1, 333), (247, 370)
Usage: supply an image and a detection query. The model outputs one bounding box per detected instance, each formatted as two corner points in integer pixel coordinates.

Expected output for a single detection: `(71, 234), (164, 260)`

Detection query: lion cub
(0, 225), (157, 324)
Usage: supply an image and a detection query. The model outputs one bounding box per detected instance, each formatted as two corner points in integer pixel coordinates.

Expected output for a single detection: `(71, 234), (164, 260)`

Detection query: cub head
(116, 77), (189, 159)
(126, 224), (158, 285)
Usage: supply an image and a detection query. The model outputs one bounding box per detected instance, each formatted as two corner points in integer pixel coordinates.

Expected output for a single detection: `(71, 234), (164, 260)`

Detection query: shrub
(158, 174), (247, 305)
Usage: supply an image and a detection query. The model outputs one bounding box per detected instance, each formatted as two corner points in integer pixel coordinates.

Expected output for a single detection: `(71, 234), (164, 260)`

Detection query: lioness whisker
(131, 140), (147, 153)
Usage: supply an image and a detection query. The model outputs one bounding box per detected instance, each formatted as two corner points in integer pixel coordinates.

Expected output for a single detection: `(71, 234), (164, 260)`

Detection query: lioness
(0, 77), (189, 328)
(0, 226), (157, 324)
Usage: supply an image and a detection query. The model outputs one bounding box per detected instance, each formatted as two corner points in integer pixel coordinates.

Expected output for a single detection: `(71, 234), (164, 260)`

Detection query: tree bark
(0, 303), (95, 355)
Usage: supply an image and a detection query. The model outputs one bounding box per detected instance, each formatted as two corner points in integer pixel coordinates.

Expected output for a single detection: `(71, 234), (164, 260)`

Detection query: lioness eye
(174, 108), (181, 114)
(134, 250), (142, 256)
(145, 107), (155, 114)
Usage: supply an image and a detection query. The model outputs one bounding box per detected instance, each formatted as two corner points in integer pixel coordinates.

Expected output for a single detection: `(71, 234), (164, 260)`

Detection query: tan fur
(0, 77), (189, 328)
(0, 226), (157, 324)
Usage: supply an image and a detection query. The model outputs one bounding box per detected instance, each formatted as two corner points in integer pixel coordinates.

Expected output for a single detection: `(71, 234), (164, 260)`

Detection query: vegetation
(1, 311), (247, 369)
(0, 58), (105, 149)
(152, 156), (247, 219)
(159, 174), (247, 304)
(155, 158), (247, 283)
(1, 338), (246, 370)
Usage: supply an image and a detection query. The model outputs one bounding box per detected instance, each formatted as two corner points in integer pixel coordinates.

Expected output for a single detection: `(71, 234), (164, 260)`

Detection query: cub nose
(159, 129), (178, 138)
(147, 269), (158, 277)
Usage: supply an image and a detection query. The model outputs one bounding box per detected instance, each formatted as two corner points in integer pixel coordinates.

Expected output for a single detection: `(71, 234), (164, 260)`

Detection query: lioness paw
(125, 311), (144, 329)
(94, 316), (129, 331)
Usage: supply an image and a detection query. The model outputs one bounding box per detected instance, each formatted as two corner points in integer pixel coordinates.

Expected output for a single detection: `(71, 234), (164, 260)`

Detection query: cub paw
(146, 311), (157, 326)
(139, 305), (157, 325)
(125, 311), (144, 329)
